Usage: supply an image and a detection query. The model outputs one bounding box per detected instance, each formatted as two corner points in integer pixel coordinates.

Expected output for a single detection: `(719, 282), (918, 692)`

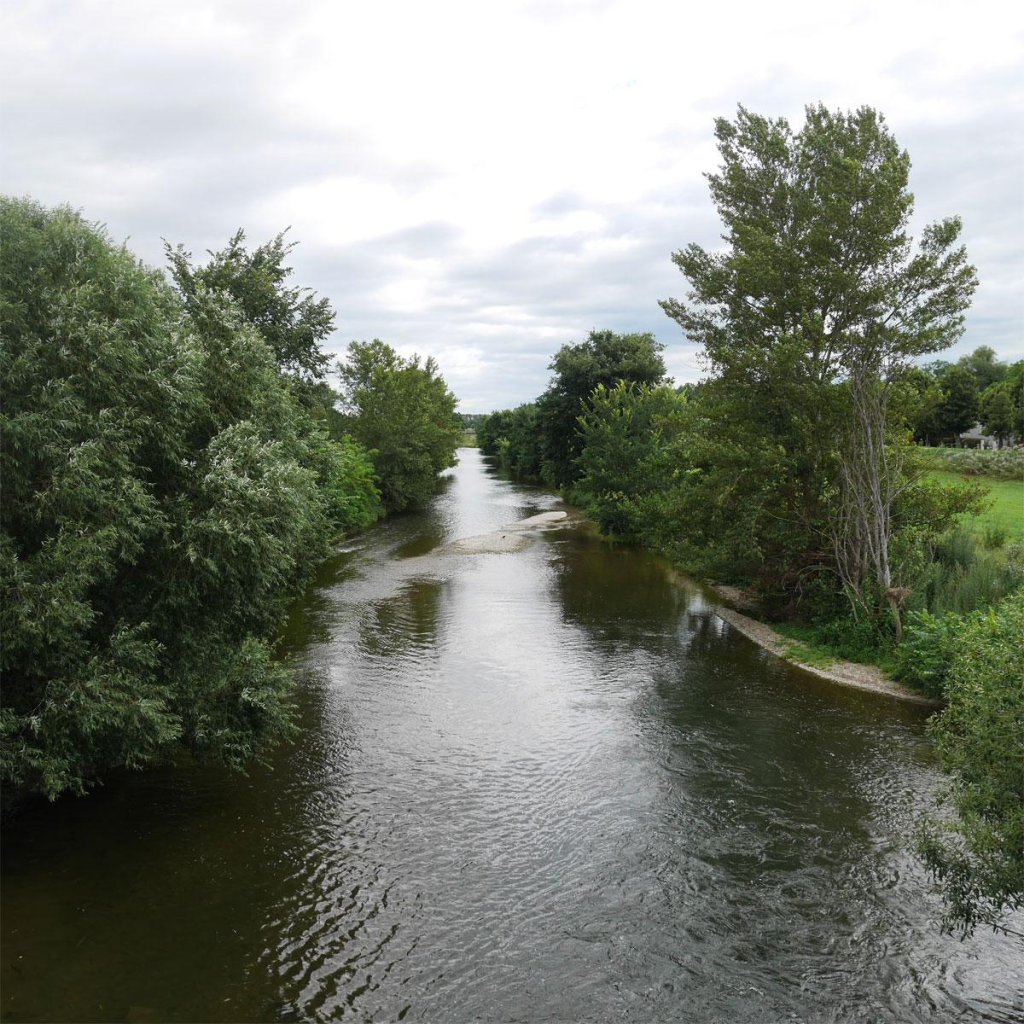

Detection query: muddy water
(2, 449), (1021, 1023)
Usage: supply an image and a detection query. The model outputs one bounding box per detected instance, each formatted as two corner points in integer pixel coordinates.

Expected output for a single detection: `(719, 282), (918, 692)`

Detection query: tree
(575, 383), (688, 538)
(901, 366), (945, 445)
(957, 345), (1006, 393)
(337, 340), (461, 511)
(937, 365), (980, 444)
(537, 330), (666, 488)
(980, 387), (1016, 446)
(166, 228), (334, 386)
(0, 198), (340, 802)
(660, 104), (977, 603)
(979, 363), (1023, 446)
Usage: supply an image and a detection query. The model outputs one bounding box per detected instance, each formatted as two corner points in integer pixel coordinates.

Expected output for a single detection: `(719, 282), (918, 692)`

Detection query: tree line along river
(2, 448), (1021, 1023)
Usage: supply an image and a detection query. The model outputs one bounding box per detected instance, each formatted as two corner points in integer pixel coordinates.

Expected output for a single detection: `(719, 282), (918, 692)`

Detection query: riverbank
(707, 586), (943, 707)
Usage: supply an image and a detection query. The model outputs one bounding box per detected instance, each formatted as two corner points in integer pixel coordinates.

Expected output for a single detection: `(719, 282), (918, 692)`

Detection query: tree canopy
(537, 329), (666, 487)
(0, 199), (388, 802)
(337, 340), (462, 512)
(166, 229), (334, 385)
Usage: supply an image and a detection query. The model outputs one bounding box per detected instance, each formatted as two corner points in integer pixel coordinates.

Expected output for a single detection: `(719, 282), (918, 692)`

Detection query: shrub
(916, 592), (1024, 934)
(0, 198), (335, 801)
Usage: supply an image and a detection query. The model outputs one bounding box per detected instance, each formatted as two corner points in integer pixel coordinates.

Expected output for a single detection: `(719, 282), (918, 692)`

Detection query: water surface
(3, 449), (1022, 1022)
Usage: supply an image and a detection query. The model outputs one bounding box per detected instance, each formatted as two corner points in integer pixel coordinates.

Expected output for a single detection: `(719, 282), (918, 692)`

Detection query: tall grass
(908, 528), (1022, 616)
(912, 446), (1024, 481)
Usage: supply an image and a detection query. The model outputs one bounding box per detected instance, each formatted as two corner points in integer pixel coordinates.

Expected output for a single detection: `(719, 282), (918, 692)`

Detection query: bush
(315, 435), (382, 534)
(916, 592), (1024, 934)
(0, 198), (338, 801)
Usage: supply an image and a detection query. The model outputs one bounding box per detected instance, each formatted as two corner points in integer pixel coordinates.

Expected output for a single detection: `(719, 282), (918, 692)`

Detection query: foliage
(1, 198), (348, 801)
(575, 383), (687, 538)
(935, 365), (980, 441)
(337, 340), (461, 512)
(314, 434), (383, 533)
(915, 592), (1024, 935)
(979, 360), (1023, 444)
(957, 345), (1007, 393)
(536, 330), (666, 488)
(165, 228), (334, 385)
(660, 104), (976, 605)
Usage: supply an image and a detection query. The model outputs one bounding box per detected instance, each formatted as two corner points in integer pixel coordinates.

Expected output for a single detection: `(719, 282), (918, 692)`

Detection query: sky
(2, 0), (1022, 411)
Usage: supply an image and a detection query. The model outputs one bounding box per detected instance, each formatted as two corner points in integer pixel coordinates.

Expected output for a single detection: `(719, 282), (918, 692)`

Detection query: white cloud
(2, 0), (1022, 410)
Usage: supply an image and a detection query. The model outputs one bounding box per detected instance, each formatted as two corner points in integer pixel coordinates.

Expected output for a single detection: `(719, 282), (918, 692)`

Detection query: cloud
(2, 0), (1022, 410)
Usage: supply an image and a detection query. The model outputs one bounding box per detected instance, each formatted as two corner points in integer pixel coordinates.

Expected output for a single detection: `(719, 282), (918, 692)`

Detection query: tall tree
(937, 365), (980, 444)
(1, 199), (338, 801)
(537, 330), (666, 488)
(661, 104), (977, 600)
(166, 229), (335, 386)
(979, 361), (1023, 445)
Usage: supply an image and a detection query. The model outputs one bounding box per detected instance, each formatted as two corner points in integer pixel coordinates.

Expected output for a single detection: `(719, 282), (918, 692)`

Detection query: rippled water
(3, 449), (1022, 1023)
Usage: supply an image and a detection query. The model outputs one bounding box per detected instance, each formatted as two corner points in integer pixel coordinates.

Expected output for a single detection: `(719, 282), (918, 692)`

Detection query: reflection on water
(3, 449), (1022, 1023)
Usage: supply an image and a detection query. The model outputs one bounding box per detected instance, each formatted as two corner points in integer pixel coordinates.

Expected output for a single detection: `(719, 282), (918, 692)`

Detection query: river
(2, 449), (1021, 1023)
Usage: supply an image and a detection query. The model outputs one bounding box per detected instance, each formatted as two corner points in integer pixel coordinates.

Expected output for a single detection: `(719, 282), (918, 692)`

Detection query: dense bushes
(0, 199), (334, 798)
(0, 198), (454, 802)
(915, 592), (1024, 934)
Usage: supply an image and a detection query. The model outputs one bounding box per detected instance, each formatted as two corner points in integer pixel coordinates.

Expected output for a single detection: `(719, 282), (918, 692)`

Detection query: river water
(2, 449), (1022, 1023)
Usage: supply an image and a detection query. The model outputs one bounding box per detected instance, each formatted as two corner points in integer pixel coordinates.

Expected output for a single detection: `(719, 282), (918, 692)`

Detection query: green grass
(780, 639), (836, 670)
(926, 470), (1024, 537)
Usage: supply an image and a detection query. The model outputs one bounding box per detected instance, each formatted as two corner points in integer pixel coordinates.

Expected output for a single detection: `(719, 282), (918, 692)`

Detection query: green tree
(338, 340), (461, 511)
(900, 365), (946, 444)
(537, 330), (666, 488)
(979, 363), (1023, 446)
(937, 365), (980, 443)
(957, 345), (1006, 393)
(166, 228), (334, 386)
(0, 198), (337, 801)
(575, 383), (688, 538)
(660, 104), (977, 598)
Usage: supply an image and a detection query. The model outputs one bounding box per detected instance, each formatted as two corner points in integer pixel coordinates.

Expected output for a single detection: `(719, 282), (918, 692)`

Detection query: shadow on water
(3, 449), (1022, 1023)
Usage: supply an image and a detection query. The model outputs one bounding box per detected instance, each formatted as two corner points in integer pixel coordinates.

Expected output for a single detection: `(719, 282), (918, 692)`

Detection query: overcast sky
(2, 0), (1022, 410)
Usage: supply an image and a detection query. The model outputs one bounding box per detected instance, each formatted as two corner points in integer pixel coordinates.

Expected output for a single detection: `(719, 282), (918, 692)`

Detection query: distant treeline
(0, 197), (462, 805)
(478, 104), (1023, 936)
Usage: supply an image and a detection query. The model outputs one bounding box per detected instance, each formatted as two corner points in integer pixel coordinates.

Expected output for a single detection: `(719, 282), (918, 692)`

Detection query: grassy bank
(926, 469), (1023, 536)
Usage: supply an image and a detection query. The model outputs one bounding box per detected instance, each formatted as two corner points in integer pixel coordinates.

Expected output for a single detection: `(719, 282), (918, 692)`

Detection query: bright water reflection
(2, 450), (1022, 1023)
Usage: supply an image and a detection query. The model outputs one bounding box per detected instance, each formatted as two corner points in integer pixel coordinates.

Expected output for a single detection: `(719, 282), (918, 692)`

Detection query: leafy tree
(537, 330), (666, 488)
(166, 228), (334, 386)
(980, 387), (1017, 446)
(916, 591), (1024, 936)
(477, 409), (516, 458)
(979, 363), (1023, 446)
(0, 198), (339, 802)
(337, 340), (461, 511)
(576, 383), (688, 537)
(937, 365), (980, 443)
(957, 345), (1006, 393)
(660, 104), (977, 599)
(900, 366), (946, 444)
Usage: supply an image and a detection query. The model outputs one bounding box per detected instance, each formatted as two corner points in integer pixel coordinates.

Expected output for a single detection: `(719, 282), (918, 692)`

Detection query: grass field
(927, 470), (1024, 537)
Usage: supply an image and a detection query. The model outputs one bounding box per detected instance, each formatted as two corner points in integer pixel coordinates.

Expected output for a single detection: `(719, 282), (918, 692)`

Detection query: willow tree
(661, 104), (977, 612)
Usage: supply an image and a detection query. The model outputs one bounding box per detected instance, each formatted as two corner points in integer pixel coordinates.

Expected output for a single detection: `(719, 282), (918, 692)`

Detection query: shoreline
(707, 585), (942, 708)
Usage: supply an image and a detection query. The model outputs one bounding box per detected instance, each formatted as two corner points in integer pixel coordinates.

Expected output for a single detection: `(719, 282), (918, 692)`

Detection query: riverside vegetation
(478, 105), (1023, 935)
(1, 102), (1021, 944)
(0, 196), (461, 806)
